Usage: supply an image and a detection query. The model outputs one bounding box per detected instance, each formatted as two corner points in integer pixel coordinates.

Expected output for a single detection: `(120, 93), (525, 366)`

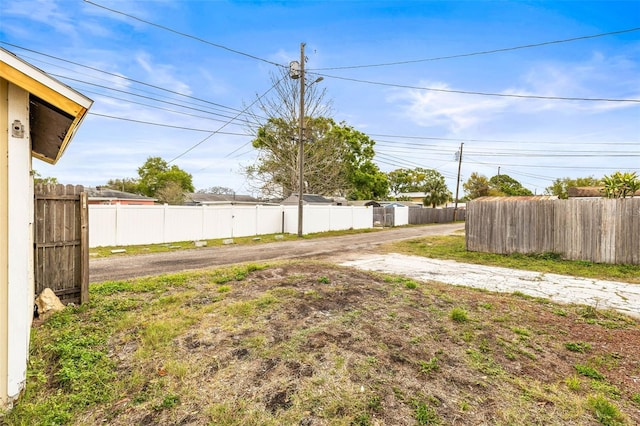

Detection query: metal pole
(453, 142), (464, 221)
(297, 42), (305, 237)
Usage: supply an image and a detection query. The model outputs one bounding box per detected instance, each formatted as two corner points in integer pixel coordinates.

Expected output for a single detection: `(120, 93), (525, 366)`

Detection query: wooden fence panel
(467, 197), (640, 265)
(34, 184), (88, 304)
(407, 207), (464, 224)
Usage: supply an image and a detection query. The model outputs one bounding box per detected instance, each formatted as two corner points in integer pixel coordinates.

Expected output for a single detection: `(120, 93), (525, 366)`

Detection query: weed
(450, 307), (468, 322)
(317, 275), (330, 284)
(631, 393), (640, 405)
(352, 412), (371, 425)
(412, 399), (440, 425)
(218, 285), (231, 293)
(553, 308), (568, 316)
(565, 342), (592, 353)
(418, 357), (439, 374)
(154, 393), (180, 411)
(575, 364), (604, 380)
(587, 395), (625, 426)
(511, 327), (530, 337)
(565, 375), (581, 391)
(405, 280), (418, 289)
(367, 394), (382, 411)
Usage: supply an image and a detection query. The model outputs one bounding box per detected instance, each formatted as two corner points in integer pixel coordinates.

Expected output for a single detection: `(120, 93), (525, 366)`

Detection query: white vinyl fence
(89, 204), (374, 248)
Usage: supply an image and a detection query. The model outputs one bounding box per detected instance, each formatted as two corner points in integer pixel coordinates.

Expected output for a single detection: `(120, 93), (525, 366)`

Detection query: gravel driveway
(90, 223), (465, 283)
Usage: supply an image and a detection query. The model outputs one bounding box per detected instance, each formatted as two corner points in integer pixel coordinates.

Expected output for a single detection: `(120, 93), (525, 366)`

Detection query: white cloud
(135, 52), (192, 95)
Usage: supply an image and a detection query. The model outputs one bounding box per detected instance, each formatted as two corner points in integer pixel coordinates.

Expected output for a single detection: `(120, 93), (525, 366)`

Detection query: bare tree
(244, 68), (339, 198)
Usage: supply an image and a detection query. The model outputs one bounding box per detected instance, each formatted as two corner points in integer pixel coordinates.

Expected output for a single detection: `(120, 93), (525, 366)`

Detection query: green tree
(602, 171), (640, 198)
(387, 169), (412, 197)
(246, 68), (385, 200)
(137, 157), (194, 198)
(33, 171), (58, 185)
(489, 174), (533, 196)
(423, 175), (452, 208)
(155, 181), (186, 205)
(463, 172), (491, 199)
(247, 116), (346, 197)
(387, 168), (448, 195)
(544, 176), (601, 199)
(105, 178), (140, 194)
(329, 123), (388, 200)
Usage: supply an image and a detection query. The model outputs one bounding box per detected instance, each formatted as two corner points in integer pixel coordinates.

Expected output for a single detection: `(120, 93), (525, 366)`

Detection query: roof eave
(1, 48), (93, 164)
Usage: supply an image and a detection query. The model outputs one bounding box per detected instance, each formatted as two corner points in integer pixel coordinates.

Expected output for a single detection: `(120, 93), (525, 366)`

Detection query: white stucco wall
(5, 83), (33, 402)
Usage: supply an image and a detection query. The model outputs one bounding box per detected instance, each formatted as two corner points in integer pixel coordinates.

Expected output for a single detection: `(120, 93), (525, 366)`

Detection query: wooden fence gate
(34, 184), (89, 305)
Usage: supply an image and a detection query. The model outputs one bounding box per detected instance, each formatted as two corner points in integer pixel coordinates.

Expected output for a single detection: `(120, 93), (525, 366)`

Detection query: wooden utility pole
(297, 42), (306, 237)
(453, 142), (464, 221)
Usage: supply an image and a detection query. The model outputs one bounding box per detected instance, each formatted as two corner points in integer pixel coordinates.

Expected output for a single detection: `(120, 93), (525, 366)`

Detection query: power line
(369, 133), (639, 146)
(313, 27), (640, 70)
(88, 112), (249, 136)
(83, 0), (284, 68)
(50, 73), (257, 124)
(1, 42), (252, 117)
(318, 73), (640, 102)
(167, 77), (285, 163)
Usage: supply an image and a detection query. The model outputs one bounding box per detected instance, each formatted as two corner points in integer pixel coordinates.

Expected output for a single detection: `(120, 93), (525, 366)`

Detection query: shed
(1, 47), (92, 409)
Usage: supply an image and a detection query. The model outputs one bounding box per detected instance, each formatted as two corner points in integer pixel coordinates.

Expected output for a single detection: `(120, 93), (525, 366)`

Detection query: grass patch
(391, 234), (640, 284)
(565, 341), (592, 353)
(4, 260), (638, 425)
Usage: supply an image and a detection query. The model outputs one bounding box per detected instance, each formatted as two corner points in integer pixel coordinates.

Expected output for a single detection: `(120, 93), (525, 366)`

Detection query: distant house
(184, 193), (262, 206)
(397, 192), (425, 204)
(280, 193), (334, 206)
(87, 187), (156, 205)
(1, 47), (92, 409)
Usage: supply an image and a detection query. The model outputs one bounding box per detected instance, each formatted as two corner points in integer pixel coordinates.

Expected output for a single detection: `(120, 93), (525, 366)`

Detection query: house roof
(185, 193), (260, 204)
(87, 187), (156, 202)
(1, 47), (93, 164)
(281, 193), (333, 205)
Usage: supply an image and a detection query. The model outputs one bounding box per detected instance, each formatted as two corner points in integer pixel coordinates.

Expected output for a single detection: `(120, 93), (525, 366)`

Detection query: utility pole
(453, 142), (464, 222)
(297, 42), (306, 237)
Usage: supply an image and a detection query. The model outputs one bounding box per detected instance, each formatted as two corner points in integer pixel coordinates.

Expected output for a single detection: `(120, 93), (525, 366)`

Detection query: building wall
(0, 81), (34, 407)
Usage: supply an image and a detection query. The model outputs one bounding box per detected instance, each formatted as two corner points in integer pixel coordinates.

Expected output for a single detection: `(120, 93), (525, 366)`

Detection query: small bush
(587, 395), (624, 426)
(450, 307), (468, 323)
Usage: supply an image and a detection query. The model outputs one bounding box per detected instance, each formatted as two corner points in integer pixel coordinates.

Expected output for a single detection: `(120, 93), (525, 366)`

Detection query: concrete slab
(342, 253), (640, 319)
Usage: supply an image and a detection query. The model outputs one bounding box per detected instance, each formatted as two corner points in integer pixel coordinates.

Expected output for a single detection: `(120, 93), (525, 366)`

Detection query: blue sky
(2, 0), (639, 196)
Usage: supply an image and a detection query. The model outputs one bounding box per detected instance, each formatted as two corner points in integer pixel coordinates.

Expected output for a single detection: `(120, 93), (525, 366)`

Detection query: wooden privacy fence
(408, 207), (465, 224)
(34, 184), (89, 304)
(466, 197), (640, 265)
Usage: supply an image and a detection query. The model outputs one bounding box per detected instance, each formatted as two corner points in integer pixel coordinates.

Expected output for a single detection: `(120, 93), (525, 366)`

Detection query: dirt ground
(89, 223), (465, 283)
(81, 262), (639, 425)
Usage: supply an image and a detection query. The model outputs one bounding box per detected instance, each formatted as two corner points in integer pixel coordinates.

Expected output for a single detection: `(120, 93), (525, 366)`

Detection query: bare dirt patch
(76, 262), (640, 425)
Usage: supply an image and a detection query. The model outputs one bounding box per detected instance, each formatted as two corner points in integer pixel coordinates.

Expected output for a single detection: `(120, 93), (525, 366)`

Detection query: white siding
(6, 83), (33, 402)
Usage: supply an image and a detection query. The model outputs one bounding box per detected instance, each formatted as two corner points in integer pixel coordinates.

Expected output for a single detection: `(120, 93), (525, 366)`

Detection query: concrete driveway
(342, 253), (640, 319)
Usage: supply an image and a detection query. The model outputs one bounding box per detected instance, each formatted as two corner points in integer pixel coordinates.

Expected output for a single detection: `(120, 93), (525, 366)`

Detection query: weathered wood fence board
(408, 207), (465, 224)
(466, 197), (640, 265)
(34, 184), (88, 304)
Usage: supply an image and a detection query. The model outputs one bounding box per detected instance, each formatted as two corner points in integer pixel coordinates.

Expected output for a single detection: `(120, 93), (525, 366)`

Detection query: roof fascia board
(0, 50), (92, 114)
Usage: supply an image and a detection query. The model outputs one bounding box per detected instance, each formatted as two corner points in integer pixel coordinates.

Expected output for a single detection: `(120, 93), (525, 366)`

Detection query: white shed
(0, 47), (92, 409)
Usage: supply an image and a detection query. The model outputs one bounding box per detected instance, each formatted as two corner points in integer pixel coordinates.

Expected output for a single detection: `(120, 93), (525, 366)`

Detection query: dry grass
(4, 261), (639, 425)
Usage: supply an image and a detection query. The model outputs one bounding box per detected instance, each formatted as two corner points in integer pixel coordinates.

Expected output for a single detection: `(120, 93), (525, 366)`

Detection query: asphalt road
(90, 223), (465, 283)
